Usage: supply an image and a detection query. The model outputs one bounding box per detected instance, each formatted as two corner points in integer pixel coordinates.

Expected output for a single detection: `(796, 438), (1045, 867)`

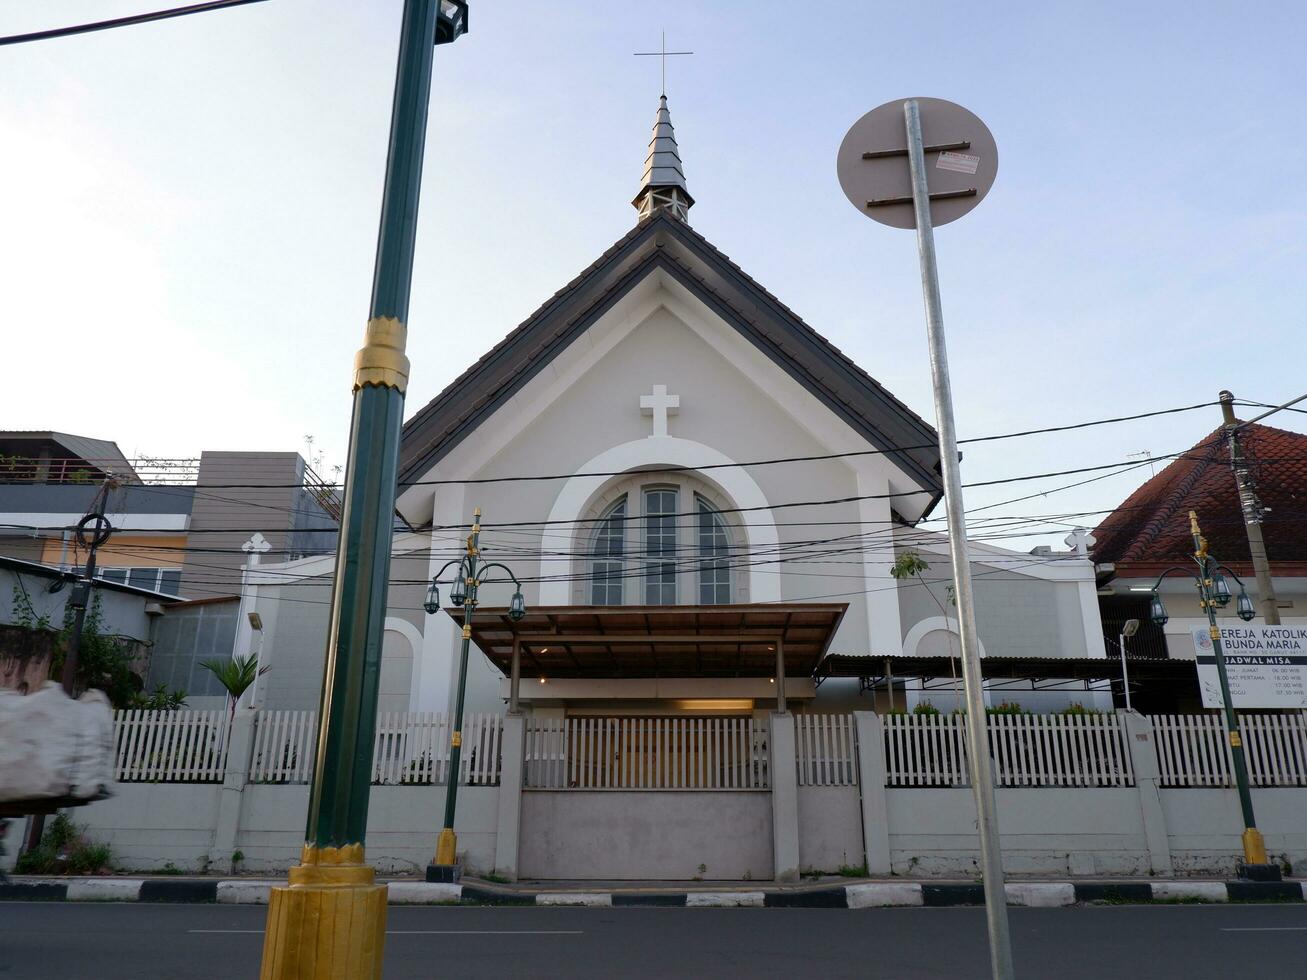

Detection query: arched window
(590, 497), (626, 605)
(643, 487), (678, 604)
(576, 475), (746, 606)
(697, 495), (732, 604)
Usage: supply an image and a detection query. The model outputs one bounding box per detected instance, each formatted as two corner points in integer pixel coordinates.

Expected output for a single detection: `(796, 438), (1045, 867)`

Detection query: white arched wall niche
(538, 436), (781, 605)
(901, 616), (987, 659)
(383, 616), (424, 713)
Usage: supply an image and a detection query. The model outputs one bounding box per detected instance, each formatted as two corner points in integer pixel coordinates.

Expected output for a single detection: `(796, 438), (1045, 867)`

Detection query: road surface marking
(187, 929), (583, 936)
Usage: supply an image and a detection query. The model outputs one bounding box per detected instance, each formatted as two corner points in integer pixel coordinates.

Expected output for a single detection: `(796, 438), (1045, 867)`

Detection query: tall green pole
(1188, 511), (1269, 871)
(261, 3), (444, 976)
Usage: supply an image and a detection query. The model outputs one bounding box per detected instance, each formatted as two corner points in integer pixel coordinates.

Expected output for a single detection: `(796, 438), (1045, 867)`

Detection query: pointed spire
(632, 95), (694, 222)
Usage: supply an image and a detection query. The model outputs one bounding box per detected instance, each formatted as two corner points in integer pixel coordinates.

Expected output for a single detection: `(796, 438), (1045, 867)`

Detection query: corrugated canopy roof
(458, 603), (848, 679)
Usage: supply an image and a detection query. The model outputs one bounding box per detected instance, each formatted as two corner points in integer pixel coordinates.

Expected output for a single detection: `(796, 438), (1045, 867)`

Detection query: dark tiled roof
(1091, 422), (1307, 568)
(398, 212), (942, 507)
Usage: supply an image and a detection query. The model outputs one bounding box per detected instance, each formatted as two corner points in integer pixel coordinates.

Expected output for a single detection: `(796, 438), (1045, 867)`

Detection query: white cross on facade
(1064, 527), (1097, 558)
(640, 384), (680, 438)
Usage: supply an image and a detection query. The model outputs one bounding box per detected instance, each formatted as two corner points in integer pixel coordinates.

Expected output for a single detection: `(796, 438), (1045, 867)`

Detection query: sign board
(1191, 626), (1307, 709)
(836, 97), (999, 229)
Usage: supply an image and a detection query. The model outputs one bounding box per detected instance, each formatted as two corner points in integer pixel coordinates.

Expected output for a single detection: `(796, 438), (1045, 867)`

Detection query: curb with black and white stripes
(1, 878), (1304, 907)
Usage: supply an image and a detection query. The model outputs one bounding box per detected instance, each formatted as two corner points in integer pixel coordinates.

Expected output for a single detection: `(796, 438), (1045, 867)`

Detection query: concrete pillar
(208, 708), (257, 873)
(1122, 710), (1173, 877)
(494, 713), (527, 881)
(853, 711), (891, 875)
(768, 712), (800, 882)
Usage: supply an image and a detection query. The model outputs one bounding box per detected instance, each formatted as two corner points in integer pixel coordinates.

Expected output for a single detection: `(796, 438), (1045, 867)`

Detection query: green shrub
(14, 814), (112, 875)
(1061, 702), (1103, 716)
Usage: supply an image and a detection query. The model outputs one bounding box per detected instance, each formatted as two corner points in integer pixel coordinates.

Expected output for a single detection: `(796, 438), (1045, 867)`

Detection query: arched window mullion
(696, 494), (732, 605)
(589, 497), (626, 605)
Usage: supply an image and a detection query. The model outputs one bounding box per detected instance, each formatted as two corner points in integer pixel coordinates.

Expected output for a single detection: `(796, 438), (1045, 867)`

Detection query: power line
(0, 0), (268, 47)
(88, 399), (1222, 492)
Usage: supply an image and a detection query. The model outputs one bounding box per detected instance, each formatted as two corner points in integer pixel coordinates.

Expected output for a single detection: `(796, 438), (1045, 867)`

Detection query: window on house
(96, 566), (184, 596)
(590, 497), (627, 605)
(643, 488), (678, 604)
(697, 496), (732, 604)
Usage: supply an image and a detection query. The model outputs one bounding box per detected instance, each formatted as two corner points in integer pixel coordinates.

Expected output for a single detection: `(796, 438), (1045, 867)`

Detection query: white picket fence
(524, 716), (770, 790)
(795, 713), (858, 786)
(113, 710), (500, 785)
(371, 712), (503, 786)
(1153, 713), (1307, 787)
(110, 708), (1307, 790)
(248, 710), (502, 786)
(248, 709), (317, 784)
(883, 713), (1135, 788)
(113, 709), (230, 782)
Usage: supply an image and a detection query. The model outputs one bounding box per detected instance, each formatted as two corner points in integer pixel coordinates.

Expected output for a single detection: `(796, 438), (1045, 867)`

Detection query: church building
(238, 97), (1109, 725)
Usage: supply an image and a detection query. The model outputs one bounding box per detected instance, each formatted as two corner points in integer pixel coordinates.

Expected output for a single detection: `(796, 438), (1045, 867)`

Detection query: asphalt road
(1, 902), (1305, 979)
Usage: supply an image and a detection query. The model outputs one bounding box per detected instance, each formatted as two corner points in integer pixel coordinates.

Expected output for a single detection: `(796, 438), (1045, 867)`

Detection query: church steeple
(632, 95), (694, 222)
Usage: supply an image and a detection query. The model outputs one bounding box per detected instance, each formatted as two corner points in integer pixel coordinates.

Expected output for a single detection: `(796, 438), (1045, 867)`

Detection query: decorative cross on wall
(640, 384), (680, 438)
(1064, 528), (1097, 558)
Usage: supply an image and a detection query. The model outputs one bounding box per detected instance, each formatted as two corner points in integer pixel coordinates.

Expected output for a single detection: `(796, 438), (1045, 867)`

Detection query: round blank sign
(837, 97), (998, 229)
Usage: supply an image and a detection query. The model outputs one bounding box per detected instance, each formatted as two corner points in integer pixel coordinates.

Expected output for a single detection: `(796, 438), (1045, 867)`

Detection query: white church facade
(237, 97), (1109, 724)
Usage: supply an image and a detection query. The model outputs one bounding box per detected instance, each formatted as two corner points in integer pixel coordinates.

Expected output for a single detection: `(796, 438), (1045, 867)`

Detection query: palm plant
(200, 652), (269, 722)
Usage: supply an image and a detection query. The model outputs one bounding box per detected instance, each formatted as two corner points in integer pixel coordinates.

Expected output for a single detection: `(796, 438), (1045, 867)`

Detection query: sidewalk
(2, 873), (1303, 907)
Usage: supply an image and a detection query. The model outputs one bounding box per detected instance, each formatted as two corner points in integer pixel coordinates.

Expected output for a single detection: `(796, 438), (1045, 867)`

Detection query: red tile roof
(1091, 422), (1307, 573)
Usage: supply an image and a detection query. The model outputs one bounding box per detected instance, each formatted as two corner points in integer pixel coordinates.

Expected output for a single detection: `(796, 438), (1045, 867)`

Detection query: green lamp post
(422, 508), (526, 880)
(1146, 511), (1279, 881)
(260, 3), (469, 978)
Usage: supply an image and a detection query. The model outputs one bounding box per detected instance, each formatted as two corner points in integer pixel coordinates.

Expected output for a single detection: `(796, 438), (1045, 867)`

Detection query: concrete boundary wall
(59, 708), (1307, 880)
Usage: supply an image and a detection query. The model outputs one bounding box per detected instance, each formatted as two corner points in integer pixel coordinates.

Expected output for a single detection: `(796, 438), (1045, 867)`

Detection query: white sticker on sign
(936, 151), (980, 175)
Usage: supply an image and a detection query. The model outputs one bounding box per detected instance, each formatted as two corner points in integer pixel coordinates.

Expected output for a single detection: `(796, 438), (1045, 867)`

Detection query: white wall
(518, 789), (774, 880)
(797, 785), (864, 872)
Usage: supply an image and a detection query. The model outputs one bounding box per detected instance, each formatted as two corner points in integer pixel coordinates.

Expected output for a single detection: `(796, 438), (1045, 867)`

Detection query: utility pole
(1219, 391), (1279, 625)
(259, 3), (468, 977)
(23, 482), (114, 856)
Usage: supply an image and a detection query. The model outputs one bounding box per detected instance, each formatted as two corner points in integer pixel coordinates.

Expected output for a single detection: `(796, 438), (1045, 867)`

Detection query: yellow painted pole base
(435, 827), (458, 866)
(1242, 827), (1268, 866)
(260, 844), (388, 980)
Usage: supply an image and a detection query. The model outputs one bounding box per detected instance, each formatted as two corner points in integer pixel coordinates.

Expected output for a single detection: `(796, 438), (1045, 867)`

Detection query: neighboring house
(1092, 419), (1307, 711)
(0, 432), (339, 703)
(245, 97), (1110, 721)
(0, 554), (174, 692)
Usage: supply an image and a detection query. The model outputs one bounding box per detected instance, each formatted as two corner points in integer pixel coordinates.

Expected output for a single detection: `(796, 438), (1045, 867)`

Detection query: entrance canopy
(459, 603), (847, 679)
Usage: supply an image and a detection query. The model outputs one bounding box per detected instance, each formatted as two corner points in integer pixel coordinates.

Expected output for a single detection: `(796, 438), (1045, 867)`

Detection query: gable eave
(398, 212), (943, 509)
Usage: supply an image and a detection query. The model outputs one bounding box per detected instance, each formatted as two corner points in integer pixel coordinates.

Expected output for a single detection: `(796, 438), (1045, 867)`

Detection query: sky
(2, 0), (1305, 549)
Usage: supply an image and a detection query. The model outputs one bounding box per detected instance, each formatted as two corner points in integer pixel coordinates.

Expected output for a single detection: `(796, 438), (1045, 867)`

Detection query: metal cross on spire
(634, 31), (692, 96)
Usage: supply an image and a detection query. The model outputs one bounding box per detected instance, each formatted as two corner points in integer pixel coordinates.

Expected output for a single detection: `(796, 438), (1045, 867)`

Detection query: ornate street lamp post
(260, 3), (469, 977)
(1146, 511), (1279, 880)
(423, 507), (525, 880)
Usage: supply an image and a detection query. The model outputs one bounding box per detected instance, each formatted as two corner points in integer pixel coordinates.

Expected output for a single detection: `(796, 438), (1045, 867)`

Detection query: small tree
(200, 652), (269, 722)
(890, 550), (961, 700)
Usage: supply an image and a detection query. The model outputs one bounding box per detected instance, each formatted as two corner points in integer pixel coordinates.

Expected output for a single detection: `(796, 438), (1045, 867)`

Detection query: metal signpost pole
(838, 96), (1009, 979)
(901, 99), (1014, 979)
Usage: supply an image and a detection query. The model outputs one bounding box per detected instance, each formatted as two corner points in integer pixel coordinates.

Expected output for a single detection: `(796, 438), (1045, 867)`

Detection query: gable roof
(1091, 421), (1307, 572)
(398, 211), (943, 515)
